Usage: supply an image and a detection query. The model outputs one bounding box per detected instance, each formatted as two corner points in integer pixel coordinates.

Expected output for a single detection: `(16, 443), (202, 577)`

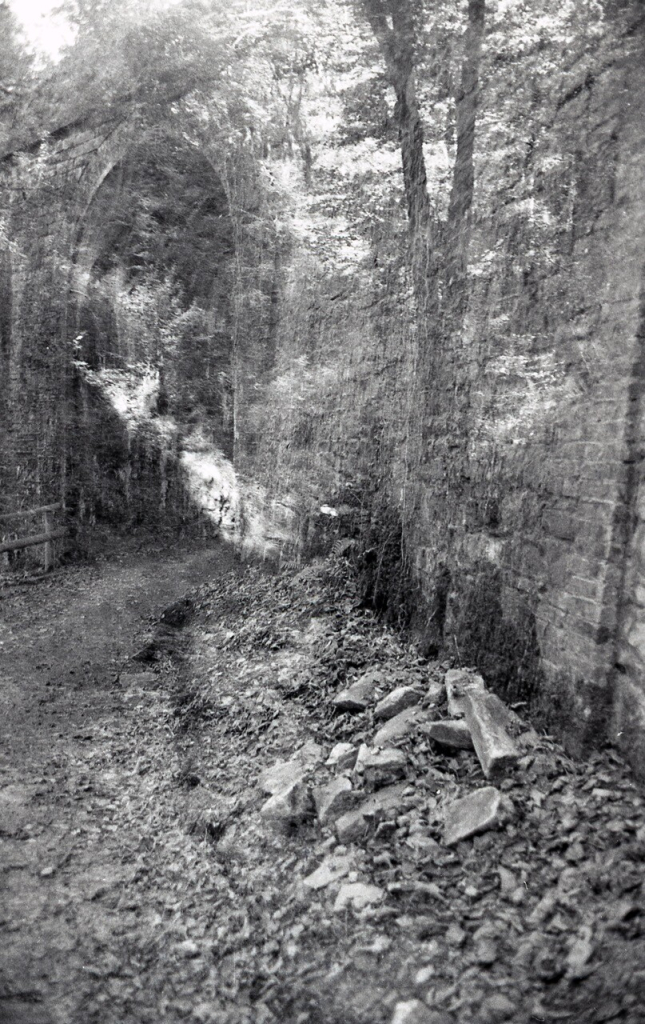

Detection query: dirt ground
(1, 545), (645, 1024)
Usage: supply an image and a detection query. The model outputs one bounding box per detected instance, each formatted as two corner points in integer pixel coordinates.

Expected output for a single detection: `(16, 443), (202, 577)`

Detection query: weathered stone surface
(425, 719), (474, 750)
(313, 776), (354, 825)
(443, 786), (505, 845)
(391, 999), (440, 1024)
(333, 673), (382, 712)
(259, 741), (323, 796)
(374, 685), (421, 721)
(373, 706), (430, 747)
(445, 669), (485, 717)
(463, 690), (519, 777)
(355, 746), (407, 784)
(333, 881), (384, 912)
(260, 781), (313, 825)
(259, 760), (306, 796)
(326, 742), (358, 770)
(303, 852), (353, 890)
(335, 783), (409, 842)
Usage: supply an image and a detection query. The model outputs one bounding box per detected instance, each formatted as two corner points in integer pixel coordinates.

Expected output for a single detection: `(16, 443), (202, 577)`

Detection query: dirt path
(0, 543), (237, 1024)
(2, 549), (645, 1024)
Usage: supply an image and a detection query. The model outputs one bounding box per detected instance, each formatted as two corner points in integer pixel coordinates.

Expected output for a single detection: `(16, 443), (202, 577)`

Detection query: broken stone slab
(326, 742), (358, 771)
(303, 852), (353, 891)
(445, 668), (485, 717)
(374, 686), (422, 721)
(335, 783), (409, 843)
(313, 776), (354, 825)
(355, 746), (407, 785)
(424, 719), (474, 751)
(443, 786), (509, 846)
(373, 706), (430, 747)
(333, 673), (383, 712)
(463, 690), (519, 778)
(333, 881), (384, 912)
(260, 780), (313, 825)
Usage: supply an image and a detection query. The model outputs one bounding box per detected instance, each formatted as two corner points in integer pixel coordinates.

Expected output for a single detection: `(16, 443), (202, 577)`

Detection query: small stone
(260, 781), (313, 824)
(498, 866), (517, 894)
(374, 686), (421, 722)
(177, 939), (200, 958)
(444, 668), (485, 717)
(373, 707), (430, 747)
(463, 690), (519, 778)
(443, 786), (505, 846)
(565, 930), (594, 980)
(303, 853), (353, 890)
(424, 719), (474, 750)
(296, 740), (324, 766)
(414, 964), (435, 986)
(479, 994), (516, 1023)
(313, 777), (354, 825)
(333, 672), (383, 712)
(334, 882), (384, 912)
(475, 938), (498, 965)
(336, 806), (370, 844)
(326, 742), (358, 770)
(391, 999), (438, 1024)
(445, 922), (467, 946)
(40, 866), (56, 878)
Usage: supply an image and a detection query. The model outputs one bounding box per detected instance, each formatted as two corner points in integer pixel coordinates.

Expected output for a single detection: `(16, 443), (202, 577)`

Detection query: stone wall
(235, 1), (645, 772)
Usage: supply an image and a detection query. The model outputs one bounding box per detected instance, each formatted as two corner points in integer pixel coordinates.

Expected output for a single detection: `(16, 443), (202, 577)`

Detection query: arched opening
(67, 132), (237, 536)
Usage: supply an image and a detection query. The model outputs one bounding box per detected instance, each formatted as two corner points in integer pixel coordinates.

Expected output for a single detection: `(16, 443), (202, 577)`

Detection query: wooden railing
(0, 503), (67, 570)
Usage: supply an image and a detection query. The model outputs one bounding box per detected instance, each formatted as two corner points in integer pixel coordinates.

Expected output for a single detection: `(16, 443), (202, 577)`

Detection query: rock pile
(258, 666), (527, 850)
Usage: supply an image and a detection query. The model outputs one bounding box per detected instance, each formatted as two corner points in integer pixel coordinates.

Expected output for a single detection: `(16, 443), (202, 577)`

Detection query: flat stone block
(373, 706), (430, 747)
(445, 668), (485, 717)
(425, 719), (474, 750)
(443, 786), (504, 846)
(463, 690), (519, 778)
(374, 686), (421, 721)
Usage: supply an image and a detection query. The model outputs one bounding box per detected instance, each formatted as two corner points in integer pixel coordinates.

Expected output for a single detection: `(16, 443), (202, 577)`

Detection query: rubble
(335, 783), (409, 842)
(463, 689), (519, 777)
(374, 685), (421, 721)
(443, 786), (507, 845)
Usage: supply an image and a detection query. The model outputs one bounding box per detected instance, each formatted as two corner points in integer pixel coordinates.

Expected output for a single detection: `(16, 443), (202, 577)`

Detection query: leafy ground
(1, 546), (645, 1024)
